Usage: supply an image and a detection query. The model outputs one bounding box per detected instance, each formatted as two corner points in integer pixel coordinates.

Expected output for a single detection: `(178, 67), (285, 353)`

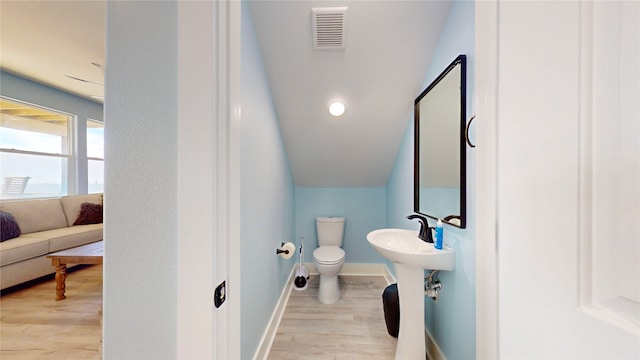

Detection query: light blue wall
(0, 71), (103, 121)
(295, 187), (386, 264)
(0, 71), (104, 194)
(386, 1), (475, 359)
(386, 113), (416, 274)
(241, 3), (295, 358)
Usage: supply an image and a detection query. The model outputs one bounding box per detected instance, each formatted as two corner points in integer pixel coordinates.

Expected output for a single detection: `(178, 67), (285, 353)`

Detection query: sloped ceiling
(0, 0), (452, 187)
(249, 1), (451, 186)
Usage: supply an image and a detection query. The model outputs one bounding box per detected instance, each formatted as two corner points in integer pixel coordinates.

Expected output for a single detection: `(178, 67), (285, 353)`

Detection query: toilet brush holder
(293, 236), (309, 291)
(293, 264), (309, 291)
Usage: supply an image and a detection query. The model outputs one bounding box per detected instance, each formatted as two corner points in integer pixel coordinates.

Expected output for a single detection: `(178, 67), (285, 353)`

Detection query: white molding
(213, 0), (236, 356)
(425, 326), (446, 360)
(474, 0), (500, 359)
(577, 0), (594, 310)
(177, 2), (215, 358)
(226, 0), (242, 357)
(252, 265), (297, 360)
(175, 2), (242, 357)
(383, 263), (396, 285)
(303, 262), (391, 277)
(577, 0), (640, 336)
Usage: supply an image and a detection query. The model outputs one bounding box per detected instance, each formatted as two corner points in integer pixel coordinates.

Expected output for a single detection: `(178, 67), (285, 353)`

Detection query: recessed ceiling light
(329, 102), (345, 117)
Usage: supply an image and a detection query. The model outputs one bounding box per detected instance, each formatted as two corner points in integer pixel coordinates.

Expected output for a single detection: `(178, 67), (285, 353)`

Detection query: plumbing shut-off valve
(425, 270), (442, 301)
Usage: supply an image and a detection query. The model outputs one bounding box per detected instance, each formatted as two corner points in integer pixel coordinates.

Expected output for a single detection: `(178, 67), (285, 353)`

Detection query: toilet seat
(313, 246), (345, 265)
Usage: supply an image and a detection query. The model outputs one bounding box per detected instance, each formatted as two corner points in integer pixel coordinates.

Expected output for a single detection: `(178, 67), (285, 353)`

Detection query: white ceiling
(0, 0), (452, 187)
(249, 1), (451, 186)
(0, 1), (105, 102)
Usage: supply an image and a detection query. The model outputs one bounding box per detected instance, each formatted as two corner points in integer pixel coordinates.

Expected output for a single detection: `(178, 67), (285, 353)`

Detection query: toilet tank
(316, 217), (346, 247)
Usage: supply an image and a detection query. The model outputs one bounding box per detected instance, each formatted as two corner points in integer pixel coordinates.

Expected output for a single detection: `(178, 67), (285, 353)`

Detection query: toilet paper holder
(275, 242), (289, 255)
(276, 242), (296, 259)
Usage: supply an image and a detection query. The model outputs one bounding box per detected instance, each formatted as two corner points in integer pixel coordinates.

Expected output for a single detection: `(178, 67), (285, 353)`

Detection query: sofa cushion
(0, 199), (68, 234)
(73, 202), (103, 225)
(0, 235), (49, 266)
(60, 194), (103, 227)
(0, 211), (21, 242)
(47, 224), (103, 252)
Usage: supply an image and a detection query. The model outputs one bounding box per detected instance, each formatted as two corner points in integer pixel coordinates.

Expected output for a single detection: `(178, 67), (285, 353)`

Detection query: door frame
(177, 1), (241, 358)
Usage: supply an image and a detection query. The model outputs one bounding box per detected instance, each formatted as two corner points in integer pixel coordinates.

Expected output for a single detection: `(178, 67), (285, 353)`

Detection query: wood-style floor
(268, 275), (397, 360)
(1, 267), (397, 359)
(0, 264), (102, 360)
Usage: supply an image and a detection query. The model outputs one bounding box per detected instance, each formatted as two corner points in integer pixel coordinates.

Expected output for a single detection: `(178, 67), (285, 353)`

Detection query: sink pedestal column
(394, 263), (426, 360)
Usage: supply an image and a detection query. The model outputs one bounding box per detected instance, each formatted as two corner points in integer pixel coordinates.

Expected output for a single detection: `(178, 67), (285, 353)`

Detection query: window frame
(0, 96), (80, 199)
(86, 118), (104, 194)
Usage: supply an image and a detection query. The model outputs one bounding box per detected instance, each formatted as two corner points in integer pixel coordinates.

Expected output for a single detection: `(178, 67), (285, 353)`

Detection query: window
(1, 97), (71, 199)
(87, 119), (104, 194)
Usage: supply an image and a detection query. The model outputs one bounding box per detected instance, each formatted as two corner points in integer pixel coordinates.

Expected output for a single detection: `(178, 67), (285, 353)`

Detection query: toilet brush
(293, 236), (309, 291)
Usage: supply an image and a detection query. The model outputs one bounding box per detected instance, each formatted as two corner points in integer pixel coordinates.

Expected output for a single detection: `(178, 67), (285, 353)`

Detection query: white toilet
(313, 216), (346, 304)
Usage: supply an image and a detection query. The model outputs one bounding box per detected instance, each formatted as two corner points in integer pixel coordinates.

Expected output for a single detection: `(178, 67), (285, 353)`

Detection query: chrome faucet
(406, 214), (434, 243)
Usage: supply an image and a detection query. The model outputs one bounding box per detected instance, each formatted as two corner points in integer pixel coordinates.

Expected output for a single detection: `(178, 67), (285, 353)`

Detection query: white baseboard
(304, 262), (392, 277)
(383, 263), (396, 284)
(425, 326), (446, 360)
(252, 262), (445, 360)
(252, 264), (296, 360)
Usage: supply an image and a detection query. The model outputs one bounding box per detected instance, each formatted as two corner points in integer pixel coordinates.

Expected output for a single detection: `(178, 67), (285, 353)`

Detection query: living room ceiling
(0, 1), (452, 187)
(0, 1), (105, 103)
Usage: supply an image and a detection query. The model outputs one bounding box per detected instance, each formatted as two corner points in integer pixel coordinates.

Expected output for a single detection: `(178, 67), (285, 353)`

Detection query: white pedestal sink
(367, 228), (455, 360)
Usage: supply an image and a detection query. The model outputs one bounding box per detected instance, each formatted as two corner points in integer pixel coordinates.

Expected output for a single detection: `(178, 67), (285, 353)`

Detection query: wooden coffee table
(47, 241), (103, 300)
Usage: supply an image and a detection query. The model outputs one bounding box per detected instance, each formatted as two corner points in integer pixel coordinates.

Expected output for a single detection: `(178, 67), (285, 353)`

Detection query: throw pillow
(0, 210), (22, 242)
(73, 202), (103, 226)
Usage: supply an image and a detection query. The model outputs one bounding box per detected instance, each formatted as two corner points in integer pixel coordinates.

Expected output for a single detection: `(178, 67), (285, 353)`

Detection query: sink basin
(367, 228), (454, 271)
(367, 228), (455, 359)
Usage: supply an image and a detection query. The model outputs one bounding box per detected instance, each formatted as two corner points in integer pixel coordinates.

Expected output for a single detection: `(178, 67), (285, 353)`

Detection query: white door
(476, 1), (639, 358)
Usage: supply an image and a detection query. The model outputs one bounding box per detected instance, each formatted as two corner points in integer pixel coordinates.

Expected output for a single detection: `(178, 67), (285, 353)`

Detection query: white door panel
(580, 0), (639, 336)
(477, 1), (639, 358)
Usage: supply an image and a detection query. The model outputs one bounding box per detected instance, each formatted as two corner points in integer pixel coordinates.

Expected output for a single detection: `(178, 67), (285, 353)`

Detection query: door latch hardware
(214, 281), (226, 308)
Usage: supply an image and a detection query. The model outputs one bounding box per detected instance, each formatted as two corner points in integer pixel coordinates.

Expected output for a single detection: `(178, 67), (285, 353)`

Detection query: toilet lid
(313, 246), (345, 264)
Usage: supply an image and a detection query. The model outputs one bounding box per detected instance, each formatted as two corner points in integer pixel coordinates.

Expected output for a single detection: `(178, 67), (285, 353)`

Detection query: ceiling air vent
(311, 7), (348, 50)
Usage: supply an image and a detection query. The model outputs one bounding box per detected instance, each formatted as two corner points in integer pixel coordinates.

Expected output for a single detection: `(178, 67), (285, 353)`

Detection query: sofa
(0, 193), (103, 290)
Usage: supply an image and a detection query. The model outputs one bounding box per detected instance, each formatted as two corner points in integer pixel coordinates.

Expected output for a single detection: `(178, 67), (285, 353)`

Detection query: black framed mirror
(414, 54), (466, 228)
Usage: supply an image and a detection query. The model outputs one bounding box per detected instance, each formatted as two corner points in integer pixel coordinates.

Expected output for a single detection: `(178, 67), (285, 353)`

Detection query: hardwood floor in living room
(0, 264), (102, 360)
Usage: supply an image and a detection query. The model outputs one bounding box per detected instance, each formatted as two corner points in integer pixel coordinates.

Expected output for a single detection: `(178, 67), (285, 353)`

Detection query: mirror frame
(413, 54), (467, 228)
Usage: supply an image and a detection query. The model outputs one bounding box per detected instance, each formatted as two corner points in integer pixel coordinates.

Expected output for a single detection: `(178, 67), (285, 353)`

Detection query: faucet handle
(406, 214), (433, 243)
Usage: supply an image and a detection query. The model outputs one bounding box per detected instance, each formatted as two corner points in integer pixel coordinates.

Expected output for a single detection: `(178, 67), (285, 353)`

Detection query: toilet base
(318, 274), (340, 304)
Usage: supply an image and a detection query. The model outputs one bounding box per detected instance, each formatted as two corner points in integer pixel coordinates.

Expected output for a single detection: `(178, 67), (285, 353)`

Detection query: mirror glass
(414, 55), (466, 228)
